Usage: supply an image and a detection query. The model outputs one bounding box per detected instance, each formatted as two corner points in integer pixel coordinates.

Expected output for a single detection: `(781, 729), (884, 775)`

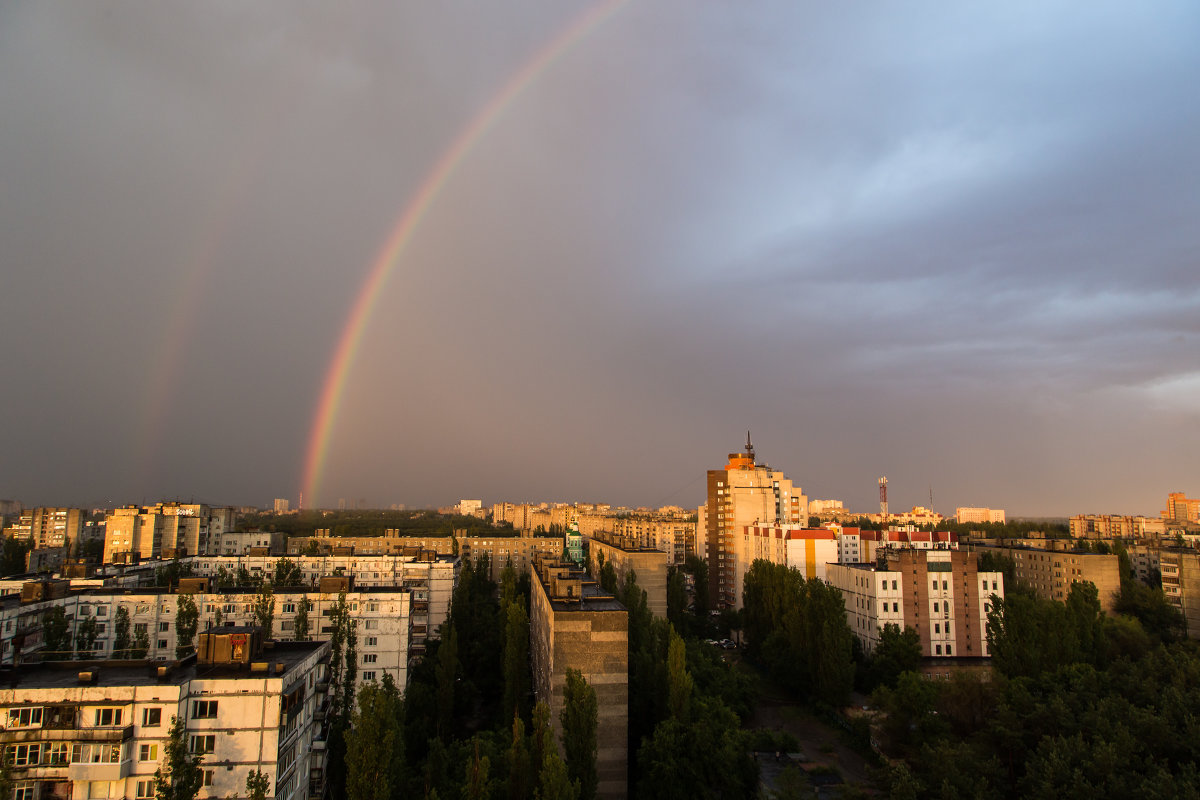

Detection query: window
(8, 707), (42, 727)
(134, 623), (148, 634)
(891, 580), (897, 590)
(45, 743), (68, 765)
(364, 620), (378, 630)
(893, 602), (899, 612)
(193, 700), (218, 719)
(96, 606), (107, 617)
(203, 770), (214, 786)
(72, 743), (120, 763)
(7, 744), (40, 767)
(933, 602), (939, 613)
(366, 637), (377, 647)
(94, 708), (122, 727)
(362, 671), (376, 681)
(946, 644), (952, 655)
(934, 623), (940, 634)
(139, 744), (158, 761)
(936, 644), (942, 655)
(942, 580), (948, 590)
(363, 654), (377, 664)
(283, 603), (296, 613)
(157, 640), (167, 649)
(159, 622), (169, 632)
(143, 707), (162, 727)
(190, 735), (215, 755)
(14, 784), (36, 800)
(136, 779), (155, 799)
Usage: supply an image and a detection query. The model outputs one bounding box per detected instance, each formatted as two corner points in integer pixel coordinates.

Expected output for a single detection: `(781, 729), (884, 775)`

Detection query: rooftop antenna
(745, 430), (755, 461)
(879, 477), (889, 519)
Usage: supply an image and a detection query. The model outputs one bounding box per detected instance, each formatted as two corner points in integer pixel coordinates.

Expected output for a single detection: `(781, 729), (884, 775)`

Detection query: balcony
(68, 758), (132, 782)
(0, 725), (133, 744)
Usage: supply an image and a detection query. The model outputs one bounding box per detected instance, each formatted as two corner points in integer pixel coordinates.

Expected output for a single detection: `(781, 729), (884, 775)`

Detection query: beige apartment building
(530, 556), (628, 800)
(1069, 514), (1166, 540)
(458, 534), (565, 581)
(987, 545), (1121, 613)
(730, 526), (838, 610)
(1165, 493), (1200, 524)
(827, 549), (1003, 658)
(586, 532), (669, 618)
(608, 514), (694, 565)
(956, 507), (1006, 525)
(1160, 550), (1200, 637)
(704, 437), (807, 608)
(22, 508), (85, 550)
(102, 504), (236, 563)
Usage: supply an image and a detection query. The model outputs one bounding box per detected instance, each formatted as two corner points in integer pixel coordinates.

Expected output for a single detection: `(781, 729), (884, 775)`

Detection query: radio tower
(879, 477), (889, 519)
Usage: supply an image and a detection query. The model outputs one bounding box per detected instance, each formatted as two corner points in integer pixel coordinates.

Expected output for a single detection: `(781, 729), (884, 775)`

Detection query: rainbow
(301, 0), (632, 506)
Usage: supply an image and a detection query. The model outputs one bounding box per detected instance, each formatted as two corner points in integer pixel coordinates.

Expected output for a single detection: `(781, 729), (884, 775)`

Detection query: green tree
(666, 568), (688, 630)
(436, 625), (459, 740)
(637, 697), (758, 798)
(503, 601), (530, 722)
(42, 606), (70, 658)
(214, 565), (235, 589)
(154, 716), (204, 800)
(112, 605), (131, 658)
(866, 623), (922, 689)
(252, 585), (275, 639)
(560, 669), (598, 800)
(344, 673), (405, 800)
(531, 701), (553, 788)
(273, 558), (304, 587)
(294, 597), (312, 641)
(75, 614), (99, 659)
(667, 626), (693, 721)
(175, 594), (199, 658)
(599, 561), (618, 594)
(246, 770), (270, 800)
(462, 737), (492, 800)
(132, 626), (150, 659)
(537, 745), (581, 800)
(0, 537), (31, 576)
(507, 716), (532, 800)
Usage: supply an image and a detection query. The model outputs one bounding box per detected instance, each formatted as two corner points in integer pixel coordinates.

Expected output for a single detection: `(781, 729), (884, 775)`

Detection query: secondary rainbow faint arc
(302, 0), (631, 506)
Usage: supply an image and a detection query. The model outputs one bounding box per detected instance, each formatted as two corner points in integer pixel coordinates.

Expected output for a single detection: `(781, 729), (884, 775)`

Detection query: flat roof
(2, 640), (327, 690)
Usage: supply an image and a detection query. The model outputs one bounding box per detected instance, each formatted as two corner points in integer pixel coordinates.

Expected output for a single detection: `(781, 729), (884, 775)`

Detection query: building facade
(704, 437), (807, 608)
(530, 557), (628, 800)
(956, 507), (1006, 525)
(0, 632), (328, 800)
(827, 549), (1002, 659)
(586, 532), (669, 618)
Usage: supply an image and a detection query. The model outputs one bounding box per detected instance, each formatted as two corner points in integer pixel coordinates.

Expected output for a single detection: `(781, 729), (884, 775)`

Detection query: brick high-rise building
(703, 435), (807, 609)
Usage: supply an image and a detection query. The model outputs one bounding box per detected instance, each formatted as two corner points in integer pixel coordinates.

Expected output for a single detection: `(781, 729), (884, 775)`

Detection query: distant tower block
(879, 477), (889, 519)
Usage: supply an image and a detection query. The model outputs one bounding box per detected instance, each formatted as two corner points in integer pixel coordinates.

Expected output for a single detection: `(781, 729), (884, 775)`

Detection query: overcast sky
(2, 2), (1198, 516)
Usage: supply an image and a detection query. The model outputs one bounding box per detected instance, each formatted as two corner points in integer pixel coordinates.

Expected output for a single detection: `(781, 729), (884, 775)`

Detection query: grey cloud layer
(1, 1), (1197, 514)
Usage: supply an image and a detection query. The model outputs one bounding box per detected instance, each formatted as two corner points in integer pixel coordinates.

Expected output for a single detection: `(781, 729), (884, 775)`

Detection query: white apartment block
(182, 554), (455, 637)
(827, 549), (1003, 659)
(205, 530), (286, 557)
(0, 631), (328, 800)
(0, 587), (413, 692)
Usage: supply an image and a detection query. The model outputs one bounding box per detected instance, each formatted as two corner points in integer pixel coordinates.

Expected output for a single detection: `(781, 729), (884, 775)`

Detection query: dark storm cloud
(1, 1), (1197, 515)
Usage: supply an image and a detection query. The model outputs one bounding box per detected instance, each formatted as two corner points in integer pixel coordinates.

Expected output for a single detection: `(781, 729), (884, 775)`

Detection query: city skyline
(2, 3), (1198, 515)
